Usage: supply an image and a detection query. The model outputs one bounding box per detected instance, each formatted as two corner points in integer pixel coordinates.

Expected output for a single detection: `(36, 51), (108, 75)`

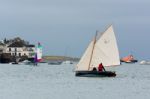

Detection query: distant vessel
(62, 60), (73, 64)
(62, 46), (73, 64)
(140, 60), (150, 65)
(75, 25), (120, 77)
(48, 61), (62, 65)
(19, 60), (34, 65)
(120, 55), (138, 63)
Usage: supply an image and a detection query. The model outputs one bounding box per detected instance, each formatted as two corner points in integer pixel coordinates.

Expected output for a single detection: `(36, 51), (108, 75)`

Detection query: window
(15, 48), (17, 52)
(12, 53), (15, 56)
(9, 48), (11, 51)
(19, 53), (21, 56)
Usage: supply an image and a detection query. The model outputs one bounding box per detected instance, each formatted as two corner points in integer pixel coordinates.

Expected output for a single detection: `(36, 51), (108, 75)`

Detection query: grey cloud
(0, 0), (150, 58)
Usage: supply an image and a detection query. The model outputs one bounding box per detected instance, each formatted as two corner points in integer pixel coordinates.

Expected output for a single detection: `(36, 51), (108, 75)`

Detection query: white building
(5, 42), (36, 58)
(1, 37), (36, 58)
(0, 42), (5, 54)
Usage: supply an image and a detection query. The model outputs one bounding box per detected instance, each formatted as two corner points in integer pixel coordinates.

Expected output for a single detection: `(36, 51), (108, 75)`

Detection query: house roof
(8, 41), (25, 47)
(26, 45), (35, 47)
(5, 37), (35, 48)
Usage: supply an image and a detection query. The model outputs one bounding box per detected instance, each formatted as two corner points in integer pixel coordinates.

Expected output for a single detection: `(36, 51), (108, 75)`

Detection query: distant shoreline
(42, 56), (79, 62)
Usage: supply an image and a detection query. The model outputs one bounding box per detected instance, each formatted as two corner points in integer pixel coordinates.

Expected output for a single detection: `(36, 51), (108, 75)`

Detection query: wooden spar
(88, 31), (98, 71)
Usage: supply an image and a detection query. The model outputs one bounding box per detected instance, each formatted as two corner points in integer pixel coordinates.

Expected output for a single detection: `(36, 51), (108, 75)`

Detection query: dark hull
(12, 62), (19, 64)
(121, 60), (138, 63)
(48, 62), (62, 65)
(75, 71), (116, 77)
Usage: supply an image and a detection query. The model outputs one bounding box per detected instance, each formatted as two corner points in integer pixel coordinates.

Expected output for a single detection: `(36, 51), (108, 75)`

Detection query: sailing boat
(62, 46), (73, 64)
(75, 25), (120, 77)
(34, 42), (43, 65)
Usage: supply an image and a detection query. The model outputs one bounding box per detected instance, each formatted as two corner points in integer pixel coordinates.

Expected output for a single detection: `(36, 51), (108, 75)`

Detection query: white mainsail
(76, 25), (120, 71)
(89, 25), (120, 70)
(76, 40), (94, 71)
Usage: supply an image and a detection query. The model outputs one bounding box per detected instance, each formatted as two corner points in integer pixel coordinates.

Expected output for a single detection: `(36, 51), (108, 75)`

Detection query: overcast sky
(0, 0), (150, 59)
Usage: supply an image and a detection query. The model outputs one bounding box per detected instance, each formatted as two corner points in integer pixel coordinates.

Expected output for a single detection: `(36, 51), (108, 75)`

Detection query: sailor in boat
(92, 67), (97, 71)
(98, 63), (106, 72)
(92, 63), (106, 72)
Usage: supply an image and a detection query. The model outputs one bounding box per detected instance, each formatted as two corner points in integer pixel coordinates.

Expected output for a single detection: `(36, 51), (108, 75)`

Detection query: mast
(88, 31), (98, 70)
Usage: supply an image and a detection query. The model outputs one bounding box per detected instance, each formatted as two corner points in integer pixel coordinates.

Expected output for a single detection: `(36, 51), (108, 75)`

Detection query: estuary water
(0, 63), (150, 99)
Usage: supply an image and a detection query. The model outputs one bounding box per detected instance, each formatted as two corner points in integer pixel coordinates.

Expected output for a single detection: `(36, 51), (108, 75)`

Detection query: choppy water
(0, 63), (150, 99)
